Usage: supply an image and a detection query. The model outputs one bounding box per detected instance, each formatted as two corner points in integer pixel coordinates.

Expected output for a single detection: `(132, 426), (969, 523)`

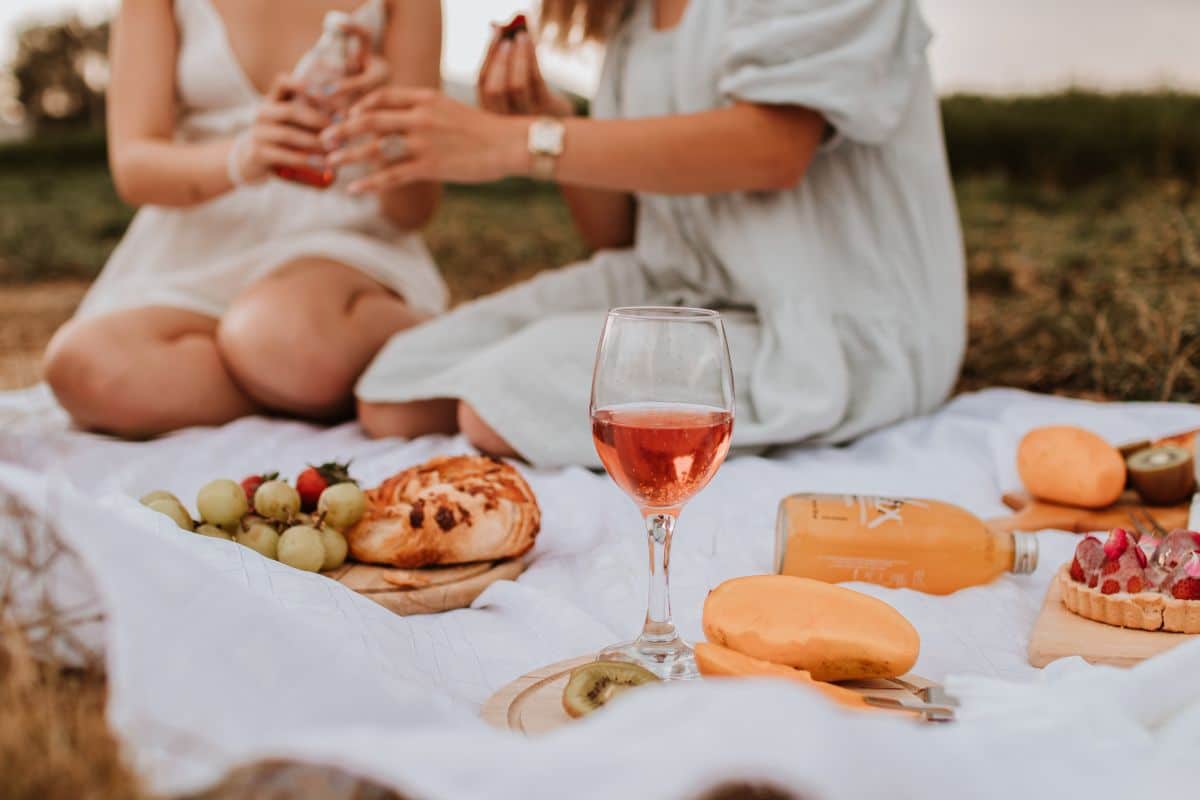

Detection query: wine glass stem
(641, 512), (677, 642)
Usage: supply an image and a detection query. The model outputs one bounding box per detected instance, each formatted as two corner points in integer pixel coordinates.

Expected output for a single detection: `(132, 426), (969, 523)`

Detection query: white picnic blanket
(1, 385), (1198, 798)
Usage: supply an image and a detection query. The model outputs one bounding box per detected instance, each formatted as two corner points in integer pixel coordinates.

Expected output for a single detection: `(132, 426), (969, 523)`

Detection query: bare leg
(43, 307), (258, 437)
(217, 258), (426, 420)
(357, 397), (457, 439)
(358, 396), (520, 458)
(457, 401), (519, 458)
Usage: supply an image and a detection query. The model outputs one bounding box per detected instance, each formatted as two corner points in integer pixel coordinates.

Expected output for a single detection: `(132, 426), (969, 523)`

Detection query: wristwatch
(528, 117), (565, 181)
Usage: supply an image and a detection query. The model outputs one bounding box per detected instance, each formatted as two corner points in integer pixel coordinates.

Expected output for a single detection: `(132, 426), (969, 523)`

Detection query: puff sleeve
(717, 0), (932, 144)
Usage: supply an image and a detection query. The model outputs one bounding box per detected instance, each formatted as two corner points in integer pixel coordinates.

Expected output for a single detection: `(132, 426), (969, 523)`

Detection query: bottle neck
(1009, 531), (1039, 574)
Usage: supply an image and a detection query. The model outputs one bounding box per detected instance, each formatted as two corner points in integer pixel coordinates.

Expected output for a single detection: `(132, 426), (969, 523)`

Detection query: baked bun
(347, 455), (540, 568)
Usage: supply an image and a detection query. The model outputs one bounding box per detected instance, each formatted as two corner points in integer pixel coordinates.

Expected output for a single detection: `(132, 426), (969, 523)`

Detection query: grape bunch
(140, 462), (367, 574)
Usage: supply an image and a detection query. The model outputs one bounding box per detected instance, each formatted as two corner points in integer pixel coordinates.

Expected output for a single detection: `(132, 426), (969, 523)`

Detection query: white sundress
(76, 0), (448, 321)
(356, 0), (966, 469)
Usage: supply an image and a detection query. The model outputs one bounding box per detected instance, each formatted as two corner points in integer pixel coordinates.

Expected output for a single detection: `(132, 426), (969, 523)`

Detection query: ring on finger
(379, 134), (409, 163)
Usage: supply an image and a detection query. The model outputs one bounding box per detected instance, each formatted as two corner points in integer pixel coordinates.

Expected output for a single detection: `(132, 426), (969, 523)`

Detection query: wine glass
(590, 306), (735, 680)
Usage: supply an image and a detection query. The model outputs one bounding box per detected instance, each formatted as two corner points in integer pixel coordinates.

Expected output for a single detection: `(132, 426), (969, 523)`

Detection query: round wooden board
(481, 655), (940, 735)
(327, 557), (526, 616)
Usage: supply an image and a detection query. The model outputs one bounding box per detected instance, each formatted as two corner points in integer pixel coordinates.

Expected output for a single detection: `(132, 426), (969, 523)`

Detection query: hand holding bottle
(230, 74), (332, 186)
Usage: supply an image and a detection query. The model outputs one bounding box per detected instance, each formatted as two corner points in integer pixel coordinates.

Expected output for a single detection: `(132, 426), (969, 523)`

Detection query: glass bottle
(774, 494), (1038, 595)
(274, 11), (365, 189)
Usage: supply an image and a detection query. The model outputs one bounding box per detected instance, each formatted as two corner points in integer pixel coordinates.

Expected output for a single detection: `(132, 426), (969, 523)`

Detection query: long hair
(538, 0), (632, 44)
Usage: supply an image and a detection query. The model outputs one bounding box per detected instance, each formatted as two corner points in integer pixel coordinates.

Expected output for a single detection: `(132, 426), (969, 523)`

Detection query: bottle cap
(1011, 532), (1039, 574)
(324, 11), (352, 32)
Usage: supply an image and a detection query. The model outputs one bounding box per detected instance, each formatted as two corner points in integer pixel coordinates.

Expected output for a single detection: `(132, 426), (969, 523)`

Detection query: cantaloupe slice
(702, 575), (920, 681)
(694, 642), (869, 710)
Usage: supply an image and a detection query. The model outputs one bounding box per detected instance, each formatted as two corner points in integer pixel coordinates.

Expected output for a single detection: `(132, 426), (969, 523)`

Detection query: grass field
(1, 161), (1198, 401)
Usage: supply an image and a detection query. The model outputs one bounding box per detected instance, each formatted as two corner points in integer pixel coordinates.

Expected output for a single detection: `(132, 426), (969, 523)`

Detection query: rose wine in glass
(590, 307), (735, 680)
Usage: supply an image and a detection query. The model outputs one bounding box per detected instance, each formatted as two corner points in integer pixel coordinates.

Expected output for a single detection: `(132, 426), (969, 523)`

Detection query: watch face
(530, 120), (565, 155)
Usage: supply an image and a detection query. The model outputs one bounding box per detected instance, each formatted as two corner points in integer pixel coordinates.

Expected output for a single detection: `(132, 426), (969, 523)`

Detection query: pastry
(346, 455), (540, 568)
(1058, 527), (1200, 633)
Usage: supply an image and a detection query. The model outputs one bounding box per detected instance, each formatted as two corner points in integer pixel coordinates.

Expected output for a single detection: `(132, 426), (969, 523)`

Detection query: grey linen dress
(356, 0), (965, 468)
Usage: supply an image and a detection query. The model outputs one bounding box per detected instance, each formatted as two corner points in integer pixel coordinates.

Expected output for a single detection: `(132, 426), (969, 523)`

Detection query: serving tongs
(854, 676), (959, 723)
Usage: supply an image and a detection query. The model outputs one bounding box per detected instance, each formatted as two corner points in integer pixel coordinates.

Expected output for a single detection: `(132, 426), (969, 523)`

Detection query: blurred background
(2, 0), (1199, 401)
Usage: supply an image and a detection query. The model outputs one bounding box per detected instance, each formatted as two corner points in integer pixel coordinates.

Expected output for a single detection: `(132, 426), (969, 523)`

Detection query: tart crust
(1056, 565), (1200, 633)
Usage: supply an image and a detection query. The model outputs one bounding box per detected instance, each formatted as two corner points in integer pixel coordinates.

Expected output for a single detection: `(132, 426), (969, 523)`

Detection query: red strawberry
(1134, 545), (1148, 568)
(240, 472), (278, 502)
(295, 461), (356, 511)
(500, 13), (528, 39)
(1069, 558), (1085, 583)
(1101, 578), (1121, 595)
(1126, 576), (1144, 593)
(1103, 528), (1130, 561)
(1192, 533), (1200, 548)
(1171, 578), (1200, 600)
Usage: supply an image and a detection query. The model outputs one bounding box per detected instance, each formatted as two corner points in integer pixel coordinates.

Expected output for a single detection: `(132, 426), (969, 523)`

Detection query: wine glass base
(597, 638), (700, 681)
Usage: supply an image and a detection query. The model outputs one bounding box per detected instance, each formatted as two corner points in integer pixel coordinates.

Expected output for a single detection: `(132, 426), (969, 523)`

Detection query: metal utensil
(862, 695), (956, 723)
(885, 675), (959, 708)
(1127, 506), (1169, 543)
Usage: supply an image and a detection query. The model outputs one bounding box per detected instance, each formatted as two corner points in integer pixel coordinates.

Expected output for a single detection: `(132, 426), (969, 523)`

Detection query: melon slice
(702, 574), (920, 681)
(694, 642), (869, 710)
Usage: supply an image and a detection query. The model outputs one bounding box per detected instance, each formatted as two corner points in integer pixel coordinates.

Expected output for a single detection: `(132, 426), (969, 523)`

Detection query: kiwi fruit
(561, 661), (660, 718)
(1127, 445), (1196, 506)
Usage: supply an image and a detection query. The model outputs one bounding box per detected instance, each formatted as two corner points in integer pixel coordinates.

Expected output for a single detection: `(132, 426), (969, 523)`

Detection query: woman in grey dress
(323, 0), (965, 468)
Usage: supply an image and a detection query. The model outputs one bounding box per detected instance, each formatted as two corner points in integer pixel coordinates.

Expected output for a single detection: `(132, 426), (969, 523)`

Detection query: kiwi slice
(1127, 445), (1196, 506)
(562, 661), (660, 718)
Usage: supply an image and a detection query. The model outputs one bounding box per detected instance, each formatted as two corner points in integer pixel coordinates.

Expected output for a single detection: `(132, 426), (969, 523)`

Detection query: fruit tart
(1058, 527), (1200, 633)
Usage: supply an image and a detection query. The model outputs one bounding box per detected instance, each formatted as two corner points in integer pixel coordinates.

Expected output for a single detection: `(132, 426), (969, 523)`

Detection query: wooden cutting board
(327, 557), (525, 616)
(1027, 577), (1197, 667)
(481, 656), (941, 735)
(985, 490), (1190, 535)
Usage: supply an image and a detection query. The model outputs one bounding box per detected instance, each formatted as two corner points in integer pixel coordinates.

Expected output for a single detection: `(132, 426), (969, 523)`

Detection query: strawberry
(240, 472), (278, 502)
(1134, 545), (1148, 568)
(295, 461), (356, 512)
(1103, 528), (1130, 561)
(500, 13), (528, 39)
(1069, 558), (1085, 583)
(1100, 578), (1121, 595)
(1170, 578), (1200, 600)
(1126, 576), (1144, 593)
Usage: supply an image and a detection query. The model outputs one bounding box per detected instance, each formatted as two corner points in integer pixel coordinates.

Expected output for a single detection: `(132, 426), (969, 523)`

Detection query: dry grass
(956, 177), (1200, 401)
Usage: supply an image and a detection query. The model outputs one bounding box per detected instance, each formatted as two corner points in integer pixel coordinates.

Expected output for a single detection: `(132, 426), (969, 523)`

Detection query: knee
(43, 325), (128, 431)
(217, 297), (352, 413)
(457, 402), (518, 458)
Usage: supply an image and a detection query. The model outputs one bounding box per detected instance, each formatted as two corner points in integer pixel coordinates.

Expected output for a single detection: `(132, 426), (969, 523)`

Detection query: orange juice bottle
(774, 494), (1038, 595)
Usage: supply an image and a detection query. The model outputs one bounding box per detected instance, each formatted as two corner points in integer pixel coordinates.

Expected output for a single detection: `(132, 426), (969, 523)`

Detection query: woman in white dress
(43, 0), (447, 436)
(331, 0), (966, 468)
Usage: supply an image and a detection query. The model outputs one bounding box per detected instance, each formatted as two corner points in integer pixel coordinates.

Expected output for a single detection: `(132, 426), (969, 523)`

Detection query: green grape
(254, 480), (300, 522)
(140, 490), (180, 507)
(147, 498), (194, 531)
(277, 526), (324, 572)
(236, 523), (280, 559)
(317, 482), (367, 530)
(196, 524), (234, 540)
(318, 527), (348, 570)
(197, 479), (249, 527)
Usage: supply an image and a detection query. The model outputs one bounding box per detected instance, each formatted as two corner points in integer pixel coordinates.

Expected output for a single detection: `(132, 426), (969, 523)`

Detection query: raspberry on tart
(1059, 527), (1200, 633)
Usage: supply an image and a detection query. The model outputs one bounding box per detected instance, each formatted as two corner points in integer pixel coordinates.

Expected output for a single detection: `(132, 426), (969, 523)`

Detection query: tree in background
(12, 16), (109, 133)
